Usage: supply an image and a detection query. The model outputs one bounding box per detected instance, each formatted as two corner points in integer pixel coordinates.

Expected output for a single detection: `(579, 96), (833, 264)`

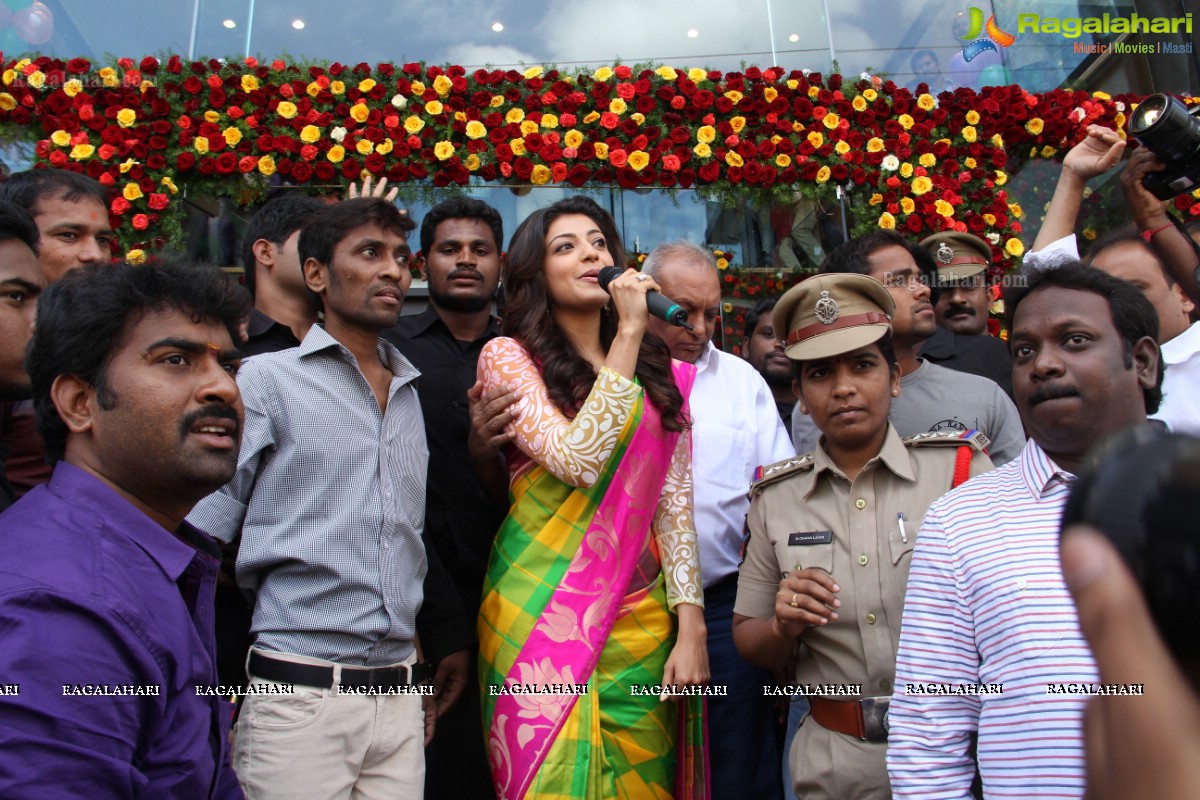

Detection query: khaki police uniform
(734, 273), (995, 800)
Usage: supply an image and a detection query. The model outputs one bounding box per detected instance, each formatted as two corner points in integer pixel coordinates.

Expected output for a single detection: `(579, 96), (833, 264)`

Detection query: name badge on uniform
(788, 531), (833, 546)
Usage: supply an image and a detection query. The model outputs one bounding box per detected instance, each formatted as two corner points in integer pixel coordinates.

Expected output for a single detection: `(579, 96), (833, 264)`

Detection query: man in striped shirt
(887, 263), (1163, 799)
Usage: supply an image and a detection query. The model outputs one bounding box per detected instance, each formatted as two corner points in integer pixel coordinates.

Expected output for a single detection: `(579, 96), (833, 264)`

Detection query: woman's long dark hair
(502, 196), (687, 431)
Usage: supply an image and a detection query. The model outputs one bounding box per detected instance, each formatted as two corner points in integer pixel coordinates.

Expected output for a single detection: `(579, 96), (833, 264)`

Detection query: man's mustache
(1029, 384), (1080, 406)
(179, 405), (241, 438)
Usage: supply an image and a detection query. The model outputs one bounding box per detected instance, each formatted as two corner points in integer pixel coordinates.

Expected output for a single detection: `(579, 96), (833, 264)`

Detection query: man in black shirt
(384, 197), (507, 800)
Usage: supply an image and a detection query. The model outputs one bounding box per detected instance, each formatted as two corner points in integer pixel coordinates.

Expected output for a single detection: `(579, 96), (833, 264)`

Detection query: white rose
(881, 154), (900, 171)
(330, 126), (347, 143)
(390, 94), (407, 110)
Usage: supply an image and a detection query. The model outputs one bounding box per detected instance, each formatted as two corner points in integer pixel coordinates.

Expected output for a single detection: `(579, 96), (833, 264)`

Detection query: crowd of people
(0, 120), (1198, 800)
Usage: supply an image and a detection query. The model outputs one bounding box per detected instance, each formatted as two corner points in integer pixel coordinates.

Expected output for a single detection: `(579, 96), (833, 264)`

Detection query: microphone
(597, 266), (693, 330)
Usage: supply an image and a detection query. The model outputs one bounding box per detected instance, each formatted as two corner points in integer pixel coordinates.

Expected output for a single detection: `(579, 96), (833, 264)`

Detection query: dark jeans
(705, 575), (784, 800)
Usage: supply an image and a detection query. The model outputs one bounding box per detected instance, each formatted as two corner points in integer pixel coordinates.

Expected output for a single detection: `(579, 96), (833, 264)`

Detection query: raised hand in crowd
(1032, 125), (1125, 252)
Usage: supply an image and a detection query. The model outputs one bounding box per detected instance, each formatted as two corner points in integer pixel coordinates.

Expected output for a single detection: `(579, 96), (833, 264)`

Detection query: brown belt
(808, 695), (890, 742)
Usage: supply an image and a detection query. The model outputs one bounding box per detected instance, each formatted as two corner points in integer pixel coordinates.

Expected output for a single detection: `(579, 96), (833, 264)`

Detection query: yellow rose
(918, 153), (936, 168)
(911, 176), (933, 195)
(770, 135), (782, 144)
(356, 139), (374, 155)
(869, 193), (883, 206)
(204, 110), (221, 124)
(898, 114), (914, 130)
(241, 74), (259, 92)
(123, 183), (143, 202)
(454, 111), (466, 122)
(630, 112), (645, 125)
(510, 138), (527, 156)
(1092, 90), (1111, 101)
(1005, 237), (1025, 257)
(765, 87), (779, 103)
(404, 116), (425, 134)
(628, 150), (650, 171)
(917, 93), (935, 111)
(609, 98), (627, 115)
(277, 101), (298, 119)
(900, 162), (914, 178)
(359, 78), (377, 94)
(306, 81), (321, 97)
(716, 258), (729, 270)
(564, 129), (584, 149)
(901, 197), (915, 214)
(807, 131), (824, 148)
(878, 212), (897, 229)
(583, 111), (600, 124)
(1114, 111), (1126, 129)
(816, 166), (831, 183)
(1082, 228), (1097, 240)
(0, 93), (15, 111)
(258, 155), (276, 176)
(964, 157), (977, 169)
(520, 119), (539, 136)
(375, 138), (393, 154)
(425, 100), (443, 115)
(724, 90), (743, 104)
(786, 79), (799, 90)
(26, 71), (44, 89)
(1025, 118), (1044, 136)
(1008, 202), (1023, 218)
(995, 170), (1008, 186)
(693, 142), (712, 158)
(775, 154), (792, 168)
(1041, 146), (1057, 158)
(594, 142), (609, 159)
(523, 66), (544, 79)
(541, 114), (559, 129)
(655, 66), (678, 80)
(725, 151), (744, 168)
(730, 116), (746, 133)
(863, 88), (878, 101)
(688, 68), (707, 83)
(51, 130), (71, 146)
(962, 125), (978, 142)
(330, 80), (345, 95)
(593, 66), (614, 81)
(119, 158), (137, 174)
(983, 213), (996, 226)
(223, 126), (242, 146)
(867, 137), (884, 153)
(966, 110), (980, 125)
(465, 154), (481, 171)
(433, 75), (452, 97)
(466, 120), (487, 139)
(835, 140), (850, 155)
(98, 67), (118, 88)
(327, 145), (345, 163)
(852, 95), (867, 112)
(823, 113), (840, 130)
(723, 302), (733, 313)
(194, 136), (209, 154)
(530, 164), (551, 184)
(935, 199), (955, 217)
(697, 125), (716, 143)
(505, 108), (525, 124)
(161, 176), (178, 194)
(125, 249), (146, 266)
(300, 125), (321, 143)
(350, 103), (370, 123)
(434, 141), (455, 160)
(1, 70), (13, 86)
(69, 144), (95, 161)
(991, 133), (1004, 148)
(117, 108), (139, 128)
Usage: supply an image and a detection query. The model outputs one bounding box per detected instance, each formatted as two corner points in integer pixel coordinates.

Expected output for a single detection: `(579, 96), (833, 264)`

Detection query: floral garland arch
(1, 53), (1197, 286)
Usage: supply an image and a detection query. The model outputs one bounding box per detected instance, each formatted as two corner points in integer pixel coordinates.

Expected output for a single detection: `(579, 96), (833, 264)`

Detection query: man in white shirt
(643, 242), (793, 800)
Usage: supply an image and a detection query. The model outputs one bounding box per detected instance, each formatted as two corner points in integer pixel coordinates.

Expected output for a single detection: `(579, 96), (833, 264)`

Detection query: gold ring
(789, 593), (799, 608)
(636, 273), (649, 282)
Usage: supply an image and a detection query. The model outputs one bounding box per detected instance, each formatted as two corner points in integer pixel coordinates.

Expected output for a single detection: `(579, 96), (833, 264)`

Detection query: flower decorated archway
(2, 53), (1197, 278)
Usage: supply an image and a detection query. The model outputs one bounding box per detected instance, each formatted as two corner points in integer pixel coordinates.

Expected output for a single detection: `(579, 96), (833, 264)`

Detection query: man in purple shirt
(0, 258), (249, 798)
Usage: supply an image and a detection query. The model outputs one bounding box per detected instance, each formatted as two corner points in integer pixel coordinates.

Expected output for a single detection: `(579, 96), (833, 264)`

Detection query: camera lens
(1128, 93), (1200, 163)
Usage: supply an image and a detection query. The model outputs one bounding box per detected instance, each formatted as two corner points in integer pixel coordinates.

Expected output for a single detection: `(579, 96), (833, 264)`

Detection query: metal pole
(187, 0), (200, 60)
(766, 0), (778, 66)
(244, 0), (255, 59)
(821, 0), (836, 70)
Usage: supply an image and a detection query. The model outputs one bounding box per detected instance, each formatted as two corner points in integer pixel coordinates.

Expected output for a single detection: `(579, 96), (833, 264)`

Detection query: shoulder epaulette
(903, 428), (990, 452)
(749, 453), (816, 495)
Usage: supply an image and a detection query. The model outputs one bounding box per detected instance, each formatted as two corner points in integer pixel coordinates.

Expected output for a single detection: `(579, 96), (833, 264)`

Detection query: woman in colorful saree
(476, 196), (709, 800)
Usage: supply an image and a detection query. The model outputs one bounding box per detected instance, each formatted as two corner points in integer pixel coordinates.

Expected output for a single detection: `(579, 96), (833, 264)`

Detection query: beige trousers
(233, 650), (426, 800)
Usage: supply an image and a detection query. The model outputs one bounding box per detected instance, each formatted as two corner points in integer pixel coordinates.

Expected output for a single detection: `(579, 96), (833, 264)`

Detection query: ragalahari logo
(960, 7), (1016, 62)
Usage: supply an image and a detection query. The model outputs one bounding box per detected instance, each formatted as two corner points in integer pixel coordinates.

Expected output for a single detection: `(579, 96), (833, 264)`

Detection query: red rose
(111, 197), (131, 215)
(132, 214), (149, 231)
(698, 161), (720, 182)
(513, 157), (534, 180)
(214, 152), (237, 174)
(614, 65), (632, 79)
(66, 58), (90, 74)
(288, 162), (311, 182)
(147, 193), (169, 210)
(176, 152), (196, 170)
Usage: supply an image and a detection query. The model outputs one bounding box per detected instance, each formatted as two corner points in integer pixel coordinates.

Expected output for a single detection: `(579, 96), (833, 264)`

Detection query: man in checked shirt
(190, 197), (435, 799)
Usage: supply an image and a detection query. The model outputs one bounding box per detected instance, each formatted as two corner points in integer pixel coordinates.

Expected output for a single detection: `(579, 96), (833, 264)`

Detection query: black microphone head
(597, 266), (623, 292)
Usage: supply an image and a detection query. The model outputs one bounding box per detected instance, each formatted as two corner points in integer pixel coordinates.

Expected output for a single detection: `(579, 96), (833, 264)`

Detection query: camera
(1060, 426), (1200, 691)
(1126, 93), (1200, 200)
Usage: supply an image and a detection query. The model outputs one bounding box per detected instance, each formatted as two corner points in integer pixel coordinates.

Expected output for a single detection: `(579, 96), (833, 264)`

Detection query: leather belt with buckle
(248, 651), (435, 690)
(809, 695), (890, 742)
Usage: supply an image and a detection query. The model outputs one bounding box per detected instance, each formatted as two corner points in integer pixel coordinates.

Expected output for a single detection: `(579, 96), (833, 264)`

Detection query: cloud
(441, 43), (541, 70)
